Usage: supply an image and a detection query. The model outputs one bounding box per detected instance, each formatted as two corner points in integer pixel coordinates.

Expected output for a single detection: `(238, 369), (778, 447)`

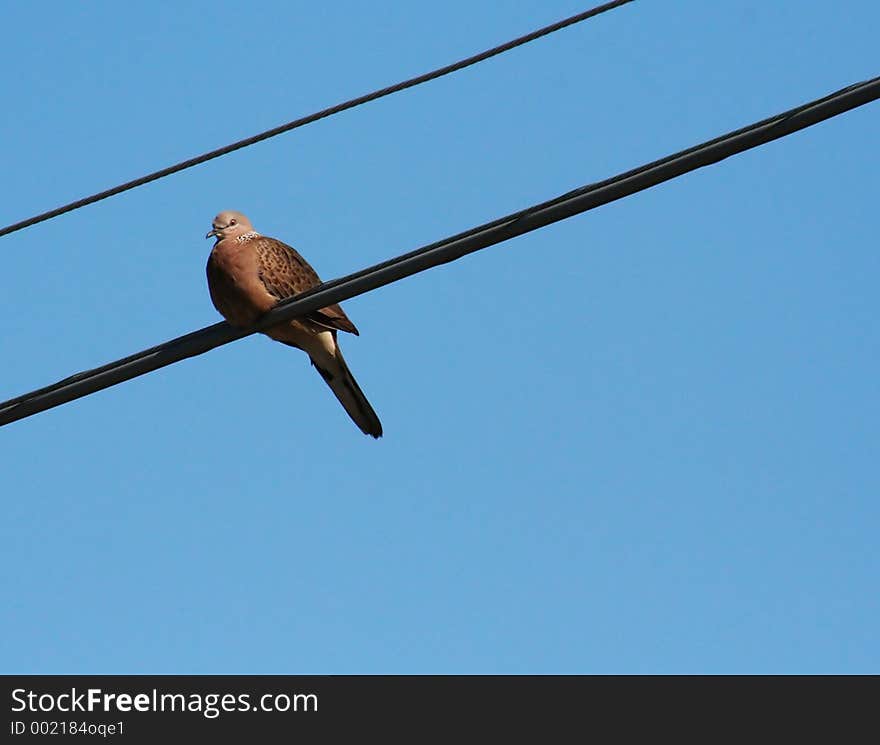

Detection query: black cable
(0, 0), (635, 240)
(1, 74), (878, 428)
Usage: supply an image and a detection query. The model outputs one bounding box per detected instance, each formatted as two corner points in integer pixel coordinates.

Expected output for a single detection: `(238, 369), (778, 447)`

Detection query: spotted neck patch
(235, 231), (260, 243)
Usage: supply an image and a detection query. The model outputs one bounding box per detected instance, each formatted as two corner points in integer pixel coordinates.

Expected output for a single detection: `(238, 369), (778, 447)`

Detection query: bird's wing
(254, 236), (359, 335)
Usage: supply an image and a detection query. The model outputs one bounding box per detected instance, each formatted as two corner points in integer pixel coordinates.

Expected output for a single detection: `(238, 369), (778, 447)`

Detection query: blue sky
(1, 1), (877, 673)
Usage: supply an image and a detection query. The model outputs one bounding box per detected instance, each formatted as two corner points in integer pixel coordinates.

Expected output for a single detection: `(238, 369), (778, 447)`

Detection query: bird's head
(206, 210), (254, 241)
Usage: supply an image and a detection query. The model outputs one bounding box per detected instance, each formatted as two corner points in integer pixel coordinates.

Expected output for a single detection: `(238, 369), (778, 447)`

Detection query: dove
(206, 211), (382, 438)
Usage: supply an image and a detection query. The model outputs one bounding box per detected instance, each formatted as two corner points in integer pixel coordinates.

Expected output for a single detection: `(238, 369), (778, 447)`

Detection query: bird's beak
(206, 227), (220, 240)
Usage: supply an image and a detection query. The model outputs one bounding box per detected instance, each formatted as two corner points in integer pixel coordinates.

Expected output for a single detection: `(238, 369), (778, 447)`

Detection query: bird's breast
(207, 241), (274, 326)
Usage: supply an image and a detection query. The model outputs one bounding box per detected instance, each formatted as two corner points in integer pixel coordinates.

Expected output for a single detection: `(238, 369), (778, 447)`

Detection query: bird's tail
(311, 347), (383, 438)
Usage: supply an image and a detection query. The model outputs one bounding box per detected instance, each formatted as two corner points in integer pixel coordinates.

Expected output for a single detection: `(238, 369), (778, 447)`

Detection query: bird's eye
(229, 219), (237, 226)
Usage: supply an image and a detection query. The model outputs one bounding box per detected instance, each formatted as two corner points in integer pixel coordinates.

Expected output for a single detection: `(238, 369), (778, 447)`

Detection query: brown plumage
(205, 210), (382, 438)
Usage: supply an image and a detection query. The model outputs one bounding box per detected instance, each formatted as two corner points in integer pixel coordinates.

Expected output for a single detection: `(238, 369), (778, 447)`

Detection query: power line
(0, 0), (635, 240)
(1, 74), (878, 428)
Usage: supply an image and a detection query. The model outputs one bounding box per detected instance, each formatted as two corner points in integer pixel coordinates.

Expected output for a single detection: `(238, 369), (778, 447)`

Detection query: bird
(205, 210), (382, 438)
